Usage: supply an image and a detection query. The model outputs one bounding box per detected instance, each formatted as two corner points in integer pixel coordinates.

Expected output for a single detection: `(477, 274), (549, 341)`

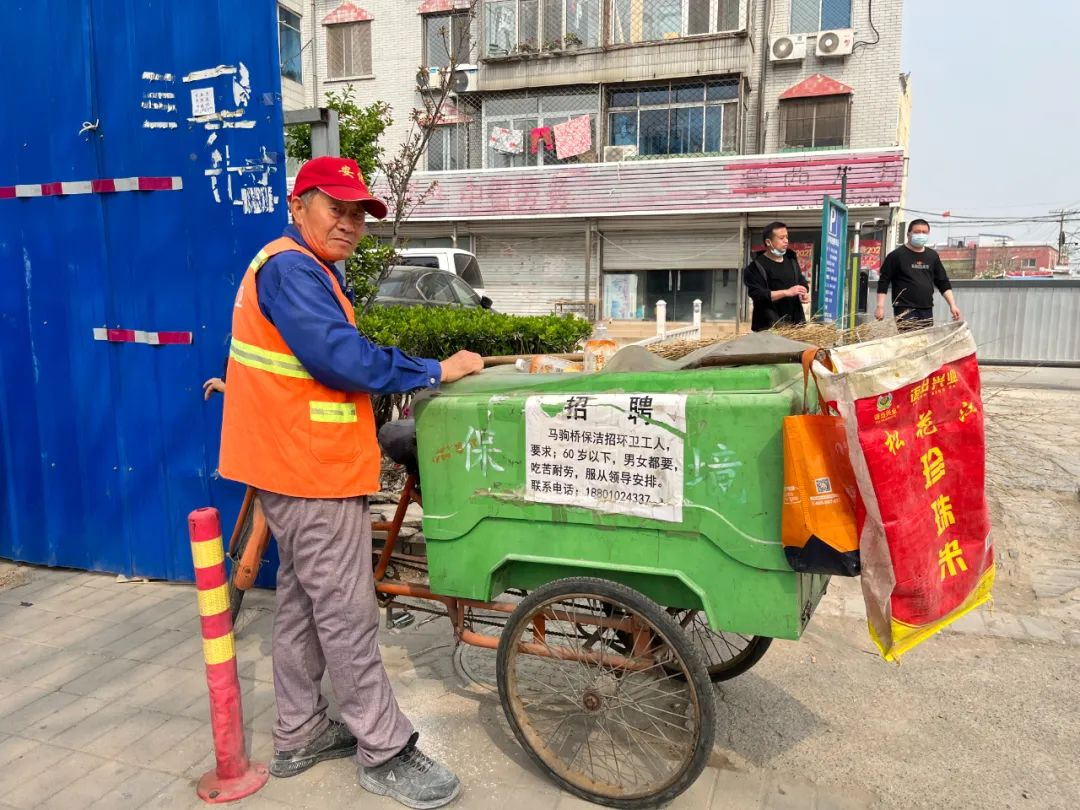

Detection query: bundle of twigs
(646, 320), (902, 360)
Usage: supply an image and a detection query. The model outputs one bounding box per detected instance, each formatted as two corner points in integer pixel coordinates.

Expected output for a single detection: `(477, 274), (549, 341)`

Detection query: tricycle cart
(228, 361), (829, 808)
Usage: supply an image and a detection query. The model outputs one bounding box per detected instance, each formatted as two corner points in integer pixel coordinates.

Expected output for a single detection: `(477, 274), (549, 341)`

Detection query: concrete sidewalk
(0, 565), (871, 810)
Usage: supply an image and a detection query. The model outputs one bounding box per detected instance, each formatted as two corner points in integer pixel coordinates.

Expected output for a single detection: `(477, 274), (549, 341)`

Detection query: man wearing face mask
(743, 221), (811, 332)
(875, 219), (961, 329)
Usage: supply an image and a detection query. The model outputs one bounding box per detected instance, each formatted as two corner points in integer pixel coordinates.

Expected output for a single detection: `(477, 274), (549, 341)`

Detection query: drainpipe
(756, 0), (770, 155)
(311, 0), (319, 107)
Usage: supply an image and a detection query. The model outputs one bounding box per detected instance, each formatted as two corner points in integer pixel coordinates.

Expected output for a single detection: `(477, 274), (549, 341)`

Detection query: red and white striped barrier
(93, 328), (193, 345)
(188, 508), (268, 804)
(0, 176), (182, 199)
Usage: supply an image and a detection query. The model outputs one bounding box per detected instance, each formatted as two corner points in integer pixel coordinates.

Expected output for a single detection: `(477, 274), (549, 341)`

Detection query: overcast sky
(901, 0), (1080, 245)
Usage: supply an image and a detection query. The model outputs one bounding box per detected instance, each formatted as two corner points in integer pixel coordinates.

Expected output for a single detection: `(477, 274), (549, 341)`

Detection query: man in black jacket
(743, 221), (810, 332)
(875, 219), (962, 329)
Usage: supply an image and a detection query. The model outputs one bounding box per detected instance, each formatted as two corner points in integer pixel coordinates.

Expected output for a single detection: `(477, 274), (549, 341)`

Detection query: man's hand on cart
(440, 350), (484, 384)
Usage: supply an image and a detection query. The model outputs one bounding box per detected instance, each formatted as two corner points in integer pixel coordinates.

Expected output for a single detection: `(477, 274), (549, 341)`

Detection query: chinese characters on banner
(524, 394), (686, 522)
(854, 353), (994, 659)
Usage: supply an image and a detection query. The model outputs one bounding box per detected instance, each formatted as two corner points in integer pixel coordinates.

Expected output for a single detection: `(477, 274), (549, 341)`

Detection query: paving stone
(36, 759), (141, 810)
(0, 735), (40, 770)
(115, 715), (205, 769)
(66, 619), (147, 653)
(123, 665), (207, 711)
(0, 685), (53, 723)
(0, 607), (69, 642)
(85, 769), (186, 810)
(982, 612), (1029, 641)
(119, 627), (191, 664)
(9, 649), (109, 691)
(711, 770), (768, 809)
(762, 776), (817, 810)
(132, 723), (216, 777)
(61, 700), (146, 752)
(0, 690), (82, 735)
(21, 694), (110, 742)
(60, 657), (164, 701)
(668, 765), (720, 809)
(4, 749), (108, 809)
(1018, 615), (1065, 643)
(81, 709), (172, 758)
(0, 741), (70, 795)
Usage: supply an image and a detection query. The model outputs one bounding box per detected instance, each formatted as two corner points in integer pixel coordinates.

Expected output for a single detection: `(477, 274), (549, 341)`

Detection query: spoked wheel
(496, 577), (715, 809)
(669, 610), (773, 682)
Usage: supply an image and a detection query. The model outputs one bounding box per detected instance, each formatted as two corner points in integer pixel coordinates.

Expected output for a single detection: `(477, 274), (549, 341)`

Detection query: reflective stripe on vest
(229, 337), (313, 380)
(309, 401), (358, 423)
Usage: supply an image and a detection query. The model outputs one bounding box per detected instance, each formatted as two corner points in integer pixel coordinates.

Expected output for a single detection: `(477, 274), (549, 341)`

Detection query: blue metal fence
(1, 2), (288, 580)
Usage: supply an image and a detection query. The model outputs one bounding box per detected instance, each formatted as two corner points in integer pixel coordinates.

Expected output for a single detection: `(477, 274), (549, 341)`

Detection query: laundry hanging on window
(529, 126), (555, 155)
(553, 115), (592, 160)
(488, 126), (524, 154)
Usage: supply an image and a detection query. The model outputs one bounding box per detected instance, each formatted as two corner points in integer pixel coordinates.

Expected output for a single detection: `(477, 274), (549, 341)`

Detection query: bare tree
(378, 0), (480, 251)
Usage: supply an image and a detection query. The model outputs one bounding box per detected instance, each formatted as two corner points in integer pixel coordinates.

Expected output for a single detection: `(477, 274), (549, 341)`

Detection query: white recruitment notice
(524, 394), (686, 522)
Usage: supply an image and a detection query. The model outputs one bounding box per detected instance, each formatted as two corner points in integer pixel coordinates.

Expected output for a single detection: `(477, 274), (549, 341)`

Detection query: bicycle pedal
(385, 606), (415, 630)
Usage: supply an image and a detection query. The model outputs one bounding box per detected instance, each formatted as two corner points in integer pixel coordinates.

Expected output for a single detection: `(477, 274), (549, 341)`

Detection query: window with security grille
(326, 21), (372, 78)
(426, 11), (472, 66)
(608, 79), (739, 156)
(485, 0), (600, 55)
(780, 95), (850, 149)
(279, 6), (303, 83)
(790, 0), (851, 34)
(612, 0), (742, 44)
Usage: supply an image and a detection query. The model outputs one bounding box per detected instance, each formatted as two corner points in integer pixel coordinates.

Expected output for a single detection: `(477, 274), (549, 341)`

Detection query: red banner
(853, 353), (994, 655)
(857, 238), (881, 274)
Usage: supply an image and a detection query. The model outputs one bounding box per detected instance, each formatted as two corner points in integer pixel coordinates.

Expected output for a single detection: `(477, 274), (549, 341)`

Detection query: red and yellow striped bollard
(188, 507), (269, 803)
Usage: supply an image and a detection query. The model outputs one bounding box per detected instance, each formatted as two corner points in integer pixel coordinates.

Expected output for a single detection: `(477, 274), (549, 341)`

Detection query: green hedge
(357, 306), (592, 359)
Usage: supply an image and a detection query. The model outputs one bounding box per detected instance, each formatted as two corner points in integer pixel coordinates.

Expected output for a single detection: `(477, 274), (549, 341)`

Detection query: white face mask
(769, 247), (785, 257)
(910, 233), (929, 248)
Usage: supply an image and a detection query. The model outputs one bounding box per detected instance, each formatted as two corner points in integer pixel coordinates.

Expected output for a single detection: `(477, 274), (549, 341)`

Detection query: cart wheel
(496, 577), (715, 809)
(226, 501), (256, 626)
(669, 610), (773, 682)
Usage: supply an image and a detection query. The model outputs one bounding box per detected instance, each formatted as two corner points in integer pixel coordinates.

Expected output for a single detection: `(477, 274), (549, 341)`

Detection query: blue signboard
(818, 196), (848, 322)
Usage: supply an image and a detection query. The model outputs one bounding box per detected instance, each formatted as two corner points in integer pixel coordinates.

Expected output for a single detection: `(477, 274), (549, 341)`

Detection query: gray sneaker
(358, 734), (461, 809)
(270, 720), (357, 778)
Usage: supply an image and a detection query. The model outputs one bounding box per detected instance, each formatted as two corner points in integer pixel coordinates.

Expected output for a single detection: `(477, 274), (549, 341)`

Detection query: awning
(417, 0), (472, 13)
(780, 73), (854, 100)
(322, 3), (373, 25)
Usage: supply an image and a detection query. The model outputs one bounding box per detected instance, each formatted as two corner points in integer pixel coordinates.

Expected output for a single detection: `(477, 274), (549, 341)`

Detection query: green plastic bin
(413, 363), (829, 640)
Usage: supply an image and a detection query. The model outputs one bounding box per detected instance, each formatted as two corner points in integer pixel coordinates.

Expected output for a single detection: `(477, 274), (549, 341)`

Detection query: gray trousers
(258, 491), (414, 767)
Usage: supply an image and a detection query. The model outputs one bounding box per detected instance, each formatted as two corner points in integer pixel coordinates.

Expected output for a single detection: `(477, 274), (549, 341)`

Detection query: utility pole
(1050, 208), (1078, 266)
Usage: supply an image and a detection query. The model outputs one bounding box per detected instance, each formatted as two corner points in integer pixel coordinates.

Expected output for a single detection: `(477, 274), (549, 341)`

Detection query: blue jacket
(252, 225), (442, 394)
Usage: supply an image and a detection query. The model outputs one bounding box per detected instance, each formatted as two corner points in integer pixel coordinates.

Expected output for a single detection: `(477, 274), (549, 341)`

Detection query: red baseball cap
(291, 156), (388, 220)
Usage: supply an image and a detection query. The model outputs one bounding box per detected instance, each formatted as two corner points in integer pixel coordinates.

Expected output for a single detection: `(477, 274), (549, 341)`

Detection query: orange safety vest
(219, 237), (380, 498)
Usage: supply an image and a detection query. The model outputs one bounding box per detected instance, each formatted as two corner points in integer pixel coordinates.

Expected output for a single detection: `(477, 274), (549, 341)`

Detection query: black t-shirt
(743, 251), (808, 332)
(877, 245), (952, 310)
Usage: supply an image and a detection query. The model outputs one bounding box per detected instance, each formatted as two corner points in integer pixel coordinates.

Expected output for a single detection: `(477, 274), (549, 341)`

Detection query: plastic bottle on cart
(583, 322), (618, 373)
(514, 356), (584, 374)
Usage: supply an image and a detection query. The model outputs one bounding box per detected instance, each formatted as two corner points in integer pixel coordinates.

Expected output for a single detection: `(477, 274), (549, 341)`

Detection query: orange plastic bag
(781, 349), (860, 576)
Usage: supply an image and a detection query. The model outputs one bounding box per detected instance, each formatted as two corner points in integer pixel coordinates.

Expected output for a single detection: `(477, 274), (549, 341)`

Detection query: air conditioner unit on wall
(816, 29), (854, 57)
(448, 64), (478, 94)
(603, 145), (638, 162)
(417, 64), (478, 94)
(769, 34), (807, 62)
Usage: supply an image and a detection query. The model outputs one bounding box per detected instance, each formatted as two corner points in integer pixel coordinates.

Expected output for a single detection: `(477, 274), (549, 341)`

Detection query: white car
(396, 248), (485, 297)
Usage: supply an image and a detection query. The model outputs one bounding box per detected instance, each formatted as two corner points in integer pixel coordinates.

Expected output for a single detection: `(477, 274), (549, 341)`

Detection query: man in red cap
(219, 156), (481, 808)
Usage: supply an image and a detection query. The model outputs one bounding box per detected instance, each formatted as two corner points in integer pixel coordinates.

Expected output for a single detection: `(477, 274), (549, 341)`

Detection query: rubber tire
(671, 611), (774, 682)
(227, 501), (256, 626)
(496, 577), (717, 810)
